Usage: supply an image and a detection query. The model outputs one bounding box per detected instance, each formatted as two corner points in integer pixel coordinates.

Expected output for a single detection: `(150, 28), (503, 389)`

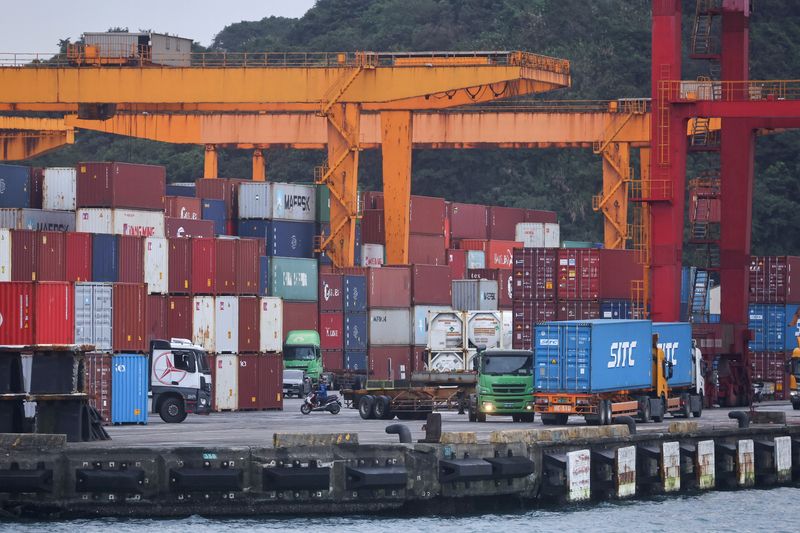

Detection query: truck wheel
(793, 400), (800, 411)
(637, 399), (651, 423)
(556, 414), (569, 425)
(521, 413), (535, 423)
(692, 395), (703, 418)
(541, 414), (557, 425)
(476, 410), (487, 423)
(374, 396), (392, 419)
(358, 395), (375, 420)
(159, 397), (187, 423)
(598, 400), (609, 426)
(651, 398), (665, 423)
(680, 393), (691, 418)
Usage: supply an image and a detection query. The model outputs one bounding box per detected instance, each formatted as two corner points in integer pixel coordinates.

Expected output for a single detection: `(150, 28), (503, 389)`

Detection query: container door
(74, 284), (93, 346)
(94, 284), (113, 351)
(534, 324), (562, 392)
(213, 354), (238, 411)
(562, 324), (590, 392)
(111, 354), (148, 424)
(192, 296), (215, 352)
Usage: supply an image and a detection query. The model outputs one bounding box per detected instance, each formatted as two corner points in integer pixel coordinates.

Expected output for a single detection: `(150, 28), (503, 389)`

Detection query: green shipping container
(316, 184), (331, 223)
(269, 257), (318, 302)
(561, 240), (595, 249)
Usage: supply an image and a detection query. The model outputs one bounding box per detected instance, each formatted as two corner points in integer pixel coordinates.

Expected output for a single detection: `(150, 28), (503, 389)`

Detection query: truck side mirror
(666, 360), (674, 380)
(472, 357), (479, 372)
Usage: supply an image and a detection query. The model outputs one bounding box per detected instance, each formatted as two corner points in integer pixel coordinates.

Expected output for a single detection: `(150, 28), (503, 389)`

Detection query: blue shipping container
(258, 255), (270, 296)
(344, 312), (368, 351)
(201, 199), (226, 235)
(111, 354), (149, 424)
(271, 220), (315, 258)
(344, 275), (367, 312)
(344, 351), (367, 371)
(166, 183), (196, 197)
(0, 164), (31, 208)
(653, 322), (693, 388)
(600, 299), (632, 320)
(748, 303), (800, 352)
(316, 222), (361, 266)
(92, 234), (119, 282)
(534, 320), (653, 393)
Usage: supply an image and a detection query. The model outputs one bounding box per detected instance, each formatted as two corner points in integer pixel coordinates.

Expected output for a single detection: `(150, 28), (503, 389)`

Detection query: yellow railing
(629, 178), (673, 202)
(660, 79), (800, 102)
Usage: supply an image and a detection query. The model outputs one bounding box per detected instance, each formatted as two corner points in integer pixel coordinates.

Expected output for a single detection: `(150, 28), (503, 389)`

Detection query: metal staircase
(687, 170), (721, 323)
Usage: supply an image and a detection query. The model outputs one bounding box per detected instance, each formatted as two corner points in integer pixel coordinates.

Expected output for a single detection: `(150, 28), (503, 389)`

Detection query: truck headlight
(483, 402), (494, 412)
(526, 404), (533, 411)
(791, 391), (799, 397)
(200, 398), (207, 405)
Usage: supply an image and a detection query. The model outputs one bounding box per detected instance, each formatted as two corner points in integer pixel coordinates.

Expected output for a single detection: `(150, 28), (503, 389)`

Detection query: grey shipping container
(75, 282), (114, 351)
(0, 208), (75, 232)
(269, 257), (318, 301)
(452, 279), (499, 311)
(238, 182), (272, 219)
(368, 308), (412, 346)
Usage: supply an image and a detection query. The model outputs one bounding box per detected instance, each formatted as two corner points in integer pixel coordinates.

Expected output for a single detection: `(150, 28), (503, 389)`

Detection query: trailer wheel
(358, 395), (375, 419)
(159, 396), (187, 424)
(556, 414), (569, 425)
(637, 398), (651, 423)
(651, 397), (665, 423)
(679, 393), (691, 418)
(541, 414), (558, 425)
(476, 410), (487, 423)
(520, 412), (536, 423)
(692, 394), (703, 417)
(374, 396), (392, 420)
(601, 400), (613, 426)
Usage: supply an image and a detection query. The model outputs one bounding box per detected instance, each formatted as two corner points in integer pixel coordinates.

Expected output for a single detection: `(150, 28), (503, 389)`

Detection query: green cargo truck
(283, 330), (324, 383)
(468, 349), (535, 422)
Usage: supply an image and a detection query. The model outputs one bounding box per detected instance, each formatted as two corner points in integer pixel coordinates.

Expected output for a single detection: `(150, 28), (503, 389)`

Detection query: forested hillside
(31, 0), (800, 253)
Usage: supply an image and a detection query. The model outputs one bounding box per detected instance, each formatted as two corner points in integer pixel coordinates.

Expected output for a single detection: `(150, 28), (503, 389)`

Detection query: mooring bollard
(385, 424), (412, 443)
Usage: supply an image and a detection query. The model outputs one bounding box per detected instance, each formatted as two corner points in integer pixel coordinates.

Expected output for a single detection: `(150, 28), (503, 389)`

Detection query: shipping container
(465, 311), (503, 350)
(282, 301), (319, 337)
(515, 222), (560, 248)
(29, 168), (43, 209)
(215, 238), (238, 294)
(0, 164), (30, 208)
(322, 350), (343, 371)
(259, 354), (283, 409)
(166, 295), (192, 340)
(238, 182), (272, 219)
(10, 229), (36, 281)
(270, 220), (315, 258)
(76, 208), (164, 237)
(344, 274), (367, 312)
(270, 182), (316, 222)
(269, 257), (318, 301)
(524, 209), (558, 223)
(600, 299), (633, 319)
(501, 310), (513, 349)
(411, 305), (451, 346)
(146, 294), (167, 345)
(238, 354), (261, 409)
(201, 199), (226, 235)
(368, 308), (411, 346)
(195, 178), (242, 220)
(238, 296), (259, 353)
(0, 229), (9, 281)
(258, 256), (270, 296)
(77, 162), (165, 211)
(427, 311), (465, 351)
(447, 249), (467, 279)
(319, 273), (344, 312)
(557, 248), (641, 301)
(344, 350), (367, 371)
(0, 208), (74, 232)
(466, 250), (485, 270)
(112, 283), (147, 352)
(411, 346), (427, 372)
(117, 235), (144, 284)
(211, 354), (238, 411)
(449, 202), (487, 240)
(487, 206), (525, 240)
(165, 196), (202, 220)
(367, 266), (411, 308)
(65, 232), (92, 282)
(316, 184), (331, 223)
(452, 279), (498, 311)
(652, 322), (694, 388)
(557, 300), (601, 321)
(361, 209), (385, 244)
(534, 320), (653, 393)
(511, 299), (558, 350)
(749, 256), (800, 304)
(259, 297), (283, 352)
(166, 183), (196, 197)
(320, 312), (344, 350)
(16, 282), (73, 345)
(361, 243), (385, 267)
(410, 265), (452, 305)
(192, 296), (215, 351)
(512, 248), (557, 302)
(167, 238), (191, 293)
(460, 240), (522, 270)
(373, 194), (447, 236)
(84, 352), (112, 424)
(36, 231), (66, 281)
(215, 296), (239, 353)
(748, 303), (800, 352)
(751, 351), (789, 382)
(191, 238), (216, 294)
(408, 234), (447, 266)
(344, 312), (368, 351)
(237, 239), (260, 295)
(467, 269), (513, 309)
(691, 323), (735, 358)
(368, 346), (411, 381)
(42, 167), (77, 211)
(75, 282), (113, 351)
(143, 236), (168, 294)
(111, 354), (148, 424)
(165, 217), (215, 238)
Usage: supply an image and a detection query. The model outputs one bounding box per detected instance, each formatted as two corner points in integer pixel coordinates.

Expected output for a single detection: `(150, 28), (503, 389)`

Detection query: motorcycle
(300, 391), (342, 415)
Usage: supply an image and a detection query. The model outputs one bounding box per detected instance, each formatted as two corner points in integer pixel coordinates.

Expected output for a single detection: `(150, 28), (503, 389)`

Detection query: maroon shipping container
(195, 178), (243, 219)
(191, 238), (216, 294)
(166, 295), (192, 340)
(460, 239), (523, 270)
(216, 238), (237, 294)
(112, 283), (148, 352)
(691, 323), (735, 357)
(30, 168), (44, 209)
(84, 352), (112, 424)
(468, 269), (513, 309)
(751, 351), (788, 382)
(236, 239), (259, 296)
(362, 191), (383, 210)
(368, 346), (412, 381)
(319, 273), (344, 312)
(36, 231), (66, 281)
(524, 209), (558, 223)
(367, 266), (411, 308)
(165, 217), (215, 238)
(117, 235), (144, 284)
(411, 346), (427, 373)
(77, 162), (165, 210)
(165, 196), (202, 220)
(361, 209), (385, 245)
(168, 238), (191, 293)
(511, 299), (558, 350)
(749, 256), (800, 304)
(411, 265), (452, 305)
(238, 354), (261, 410)
(11, 229), (36, 281)
(320, 312), (344, 350)
(283, 302), (319, 334)
(557, 249), (641, 301)
(146, 294), (167, 345)
(512, 248), (557, 301)
(374, 194), (447, 236)
(239, 296), (260, 353)
(322, 350), (343, 371)
(447, 249), (467, 280)
(66, 233), (92, 282)
(0, 282), (75, 345)
(449, 202), (488, 240)
(487, 206), (525, 240)
(556, 300), (601, 321)
(259, 354), (284, 409)
(408, 234), (446, 266)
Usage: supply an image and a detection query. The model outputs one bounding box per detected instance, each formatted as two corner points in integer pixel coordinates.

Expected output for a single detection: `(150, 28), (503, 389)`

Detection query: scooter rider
(316, 376), (329, 406)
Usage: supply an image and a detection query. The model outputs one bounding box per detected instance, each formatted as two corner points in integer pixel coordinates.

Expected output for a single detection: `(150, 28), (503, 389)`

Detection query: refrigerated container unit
(0, 164), (31, 207)
(76, 162), (165, 210)
(76, 208), (165, 237)
(259, 296), (283, 353)
(111, 354), (148, 424)
(42, 167), (77, 211)
(465, 250), (485, 270)
(452, 279), (498, 311)
(0, 208), (75, 232)
(211, 354), (239, 411)
(75, 282), (113, 351)
(271, 182), (316, 222)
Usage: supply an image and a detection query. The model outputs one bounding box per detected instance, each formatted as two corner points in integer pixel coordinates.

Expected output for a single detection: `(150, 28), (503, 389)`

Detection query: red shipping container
(447, 249), (467, 280)
(408, 234), (447, 266)
(36, 231), (66, 281)
(557, 300), (601, 321)
(411, 265), (452, 305)
(238, 354), (261, 410)
(749, 256), (800, 304)
(66, 233), (92, 282)
(84, 352), (112, 424)
(238, 296), (260, 353)
(167, 238), (191, 293)
(283, 301), (319, 334)
(449, 202), (488, 240)
(259, 354), (284, 409)
(361, 209), (385, 245)
(191, 238), (216, 294)
(557, 249), (641, 301)
(146, 294), (167, 345)
(117, 235), (145, 284)
(751, 351), (788, 382)
(368, 346), (412, 381)
(77, 162), (165, 210)
(460, 239), (523, 270)
(362, 191), (383, 210)
(691, 323), (735, 357)
(112, 283), (148, 352)
(467, 269), (513, 309)
(195, 178), (243, 220)
(367, 266), (411, 308)
(411, 346), (427, 373)
(689, 197), (721, 224)
(236, 239), (259, 296)
(165, 196), (202, 220)
(487, 206), (525, 240)
(0, 282), (74, 345)
(319, 273), (344, 312)
(320, 312), (344, 350)
(524, 209), (558, 223)
(374, 194), (447, 236)
(11, 229), (36, 281)
(215, 238), (237, 294)
(166, 295), (192, 340)
(30, 168), (44, 209)
(512, 248), (557, 301)
(165, 217), (215, 238)
(511, 299), (558, 350)
(322, 350), (343, 371)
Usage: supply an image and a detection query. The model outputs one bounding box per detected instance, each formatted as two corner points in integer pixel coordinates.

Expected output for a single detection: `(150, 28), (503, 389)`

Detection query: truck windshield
(196, 352), (210, 373)
(284, 346), (317, 361)
(791, 358), (800, 379)
(481, 355), (532, 376)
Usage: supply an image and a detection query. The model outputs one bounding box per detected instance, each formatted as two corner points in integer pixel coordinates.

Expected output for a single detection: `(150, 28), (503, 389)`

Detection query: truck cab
(150, 338), (212, 423)
(468, 349), (535, 422)
(283, 330), (324, 383)
(789, 342), (800, 410)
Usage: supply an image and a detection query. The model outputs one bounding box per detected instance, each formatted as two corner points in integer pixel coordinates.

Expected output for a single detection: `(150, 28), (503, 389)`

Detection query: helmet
(320, 375), (329, 384)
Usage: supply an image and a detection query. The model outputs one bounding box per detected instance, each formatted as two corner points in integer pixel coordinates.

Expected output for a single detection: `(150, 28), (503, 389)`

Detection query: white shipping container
(369, 308), (411, 345)
(360, 243), (384, 267)
(466, 311), (502, 350)
(259, 297), (283, 352)
(411, 305), (451, 346)
(501, 310), (513, 349)
(238, 182), (272, 219)
(214, 296), (239, 353)
(0, 229), (10, 281)
(427, 311), (465, 351)
(212, 354), (239, 411)
(192, 296), (215, 352)
(271, 182), (316, 222)
(544, 223), (560, 248)
(43, 167), (77, 211)
(428, 351), (467, 372)
(452, 279), (498, 311)
(466, 250), (485, 269)
(144, 237), (168, 294)
(515, 223), (545, 248)
(0, 209), (75, 232)
(74, 282), (113, 351)
(76, 208), (165, 237)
